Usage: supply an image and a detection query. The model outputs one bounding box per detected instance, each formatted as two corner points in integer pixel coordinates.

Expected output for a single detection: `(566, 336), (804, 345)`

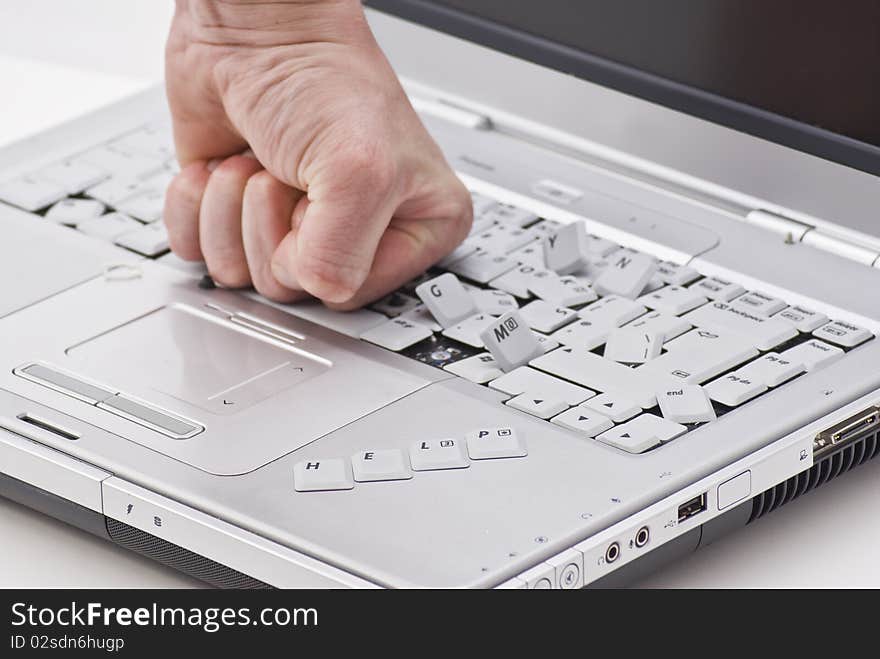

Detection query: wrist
(177, 0), (368, 47)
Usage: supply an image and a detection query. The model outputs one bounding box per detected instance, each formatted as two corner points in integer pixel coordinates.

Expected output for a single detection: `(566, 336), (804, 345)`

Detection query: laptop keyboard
(0, 123), (875, 455)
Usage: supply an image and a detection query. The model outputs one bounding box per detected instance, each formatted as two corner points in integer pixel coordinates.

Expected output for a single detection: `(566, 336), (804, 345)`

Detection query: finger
(275, 145), (400, 303)
(241, 171), (309, 303)
(163, 161), (211, 261)
(199, 154), (264, 288)
(324, 171), (473, 310)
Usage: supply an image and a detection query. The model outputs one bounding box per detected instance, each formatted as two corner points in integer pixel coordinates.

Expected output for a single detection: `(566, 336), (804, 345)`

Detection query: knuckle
(297, 248), (366, 301)
(211, 154), (262, 182)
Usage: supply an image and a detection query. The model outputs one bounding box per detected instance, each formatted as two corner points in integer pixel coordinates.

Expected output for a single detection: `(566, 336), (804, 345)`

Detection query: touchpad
(66, 305), (327, 415)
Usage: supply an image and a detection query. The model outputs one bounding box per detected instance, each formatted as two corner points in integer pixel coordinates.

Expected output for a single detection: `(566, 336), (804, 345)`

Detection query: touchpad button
(66, 304), (327, 415)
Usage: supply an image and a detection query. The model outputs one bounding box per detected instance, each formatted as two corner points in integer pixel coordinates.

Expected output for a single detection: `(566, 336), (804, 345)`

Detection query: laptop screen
(368, 0), (880, 176)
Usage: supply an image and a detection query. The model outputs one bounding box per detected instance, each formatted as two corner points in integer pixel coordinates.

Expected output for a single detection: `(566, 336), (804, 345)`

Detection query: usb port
(677, 493), (707, 523)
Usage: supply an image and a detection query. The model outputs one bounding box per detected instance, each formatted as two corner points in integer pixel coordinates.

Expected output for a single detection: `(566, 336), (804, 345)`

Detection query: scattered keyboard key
(543, 222), (590, 274)
(604, 327), (663, 364)
(397, 304), (441, 331)
(508, 241), (547, 268)
(656, 261), (701, 285)
(351, 449), (412, 482)
(361, 318), (434, 351)
(578, 294), (646, 326)
(594, 250), (657, 299)
(623, 311), (692, 342)
(409, 438), (469, 471)
(735, 353), (804, 387)
(44, 198), (105, 225)
(447, 249), (518, 283)
(781, 339), (845, 371)
(465, 427), (527, 459)
(529, 274), (597, 307)
(773, 305), (829, 332)
(372, 291), (421, 318)
(551, 408), (614, 436)
(657, 385), (717, 424)
(415, 273), (479, 328)
(480, 311), (545, 372)
(812, 320), (873, 348)
(705, 372), (767, 406)
(688, 276), (746, 301)
(506, 394), (568, 419)
(490, 263), (548, 298)
(471, 288), (518, 315)
(294, 459), (354, 492)
(637, 328), (758, 386)
(437, 243), (479, 268)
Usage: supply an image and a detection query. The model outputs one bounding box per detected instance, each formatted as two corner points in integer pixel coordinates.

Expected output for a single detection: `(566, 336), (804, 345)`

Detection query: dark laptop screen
(368, 0), (880, 175)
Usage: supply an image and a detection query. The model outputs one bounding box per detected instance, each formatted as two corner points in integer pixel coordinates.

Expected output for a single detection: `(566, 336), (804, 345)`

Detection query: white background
(1, 0), (879, 588)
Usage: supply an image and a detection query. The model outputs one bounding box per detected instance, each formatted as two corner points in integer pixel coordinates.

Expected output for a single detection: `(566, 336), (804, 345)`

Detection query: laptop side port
(677, 493), (707, 523)
(814, 406), (880, 459)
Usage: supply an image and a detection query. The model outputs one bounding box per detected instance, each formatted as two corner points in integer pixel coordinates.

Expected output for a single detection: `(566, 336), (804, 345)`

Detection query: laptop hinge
(744, 209), (812, 243)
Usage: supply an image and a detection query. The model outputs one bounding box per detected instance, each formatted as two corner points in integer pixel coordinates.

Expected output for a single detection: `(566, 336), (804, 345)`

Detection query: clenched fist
(163, 0), (472, 308)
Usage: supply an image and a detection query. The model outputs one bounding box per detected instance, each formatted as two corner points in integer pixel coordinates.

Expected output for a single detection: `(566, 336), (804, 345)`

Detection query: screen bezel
(366, 0), (880, 177)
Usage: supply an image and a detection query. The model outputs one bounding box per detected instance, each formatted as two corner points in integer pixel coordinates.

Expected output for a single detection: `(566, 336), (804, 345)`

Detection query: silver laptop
(1, 2), (879, 588)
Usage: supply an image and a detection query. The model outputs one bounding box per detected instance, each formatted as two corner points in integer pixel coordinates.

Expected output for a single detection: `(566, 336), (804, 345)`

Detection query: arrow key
(506, 394), (568, 419)
(597, 413), (686, 454)
(581, 392), (642, 423)
(551, 408), (614, 436)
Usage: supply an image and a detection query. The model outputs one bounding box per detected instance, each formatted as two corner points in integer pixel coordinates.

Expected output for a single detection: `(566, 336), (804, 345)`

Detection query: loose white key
(774, 305), (828, 332)
(637, 328), (758, 385)
(444, 352), (503, 383)
(437, 243), (480, 268)
(361, 318), (433, 351)
(442, 313), (495, 347)
(480, 311), (546, 372)
(656, 261), (701, 285)
(581, 393), (641, 422)
(529, 274), (597, 307)
(688, 277), (745, 302)
(813, 320), (873, 348)
(543, 221), (591, 274)
(44, 198), (105, 225)
(550, 408), (614, 436)
(506, 394), (568, 419)
(781, 339), (844, 371)
(637, 285), (707, 316)
(293, 459), (354, 492)
(623, 311), (692, 342)
(77, 212), (142, 240)
(0, 175), (67, 211)
(490, 264), (548, 298)
(705, 373), (767, 406)
(551, 318), (614, 350)
(114, 222), (170, 257)
(466, 427), (527, 459)
(397, 304), (441, 331)
(416, 273), (479, 327)
(519, 300), (578, 333)
(731, 291), (787, 316)
(735, 353), (804, 387)
(489, 366), (595, 405)
(682, 301), (797, 350)
(409, 439), (469, 471)
(656, 385), (716, 424)
(597, 414), (686, 453)
(447, 250), (518, 283)
(471, 289), (519, 316)
(508, 242), (547, 268)
(604, 327), (663, 363)
(351, 449), (412, 482)
(594, 251), (658, 299)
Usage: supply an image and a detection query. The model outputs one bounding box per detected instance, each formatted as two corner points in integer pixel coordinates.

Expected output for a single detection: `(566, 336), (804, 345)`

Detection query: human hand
(163, 0), (472, 308)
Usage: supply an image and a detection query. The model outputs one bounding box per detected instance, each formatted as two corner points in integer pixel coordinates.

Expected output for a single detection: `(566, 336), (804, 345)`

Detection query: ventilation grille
(106, 518), (271, 589)
(748, 429), (880, 523)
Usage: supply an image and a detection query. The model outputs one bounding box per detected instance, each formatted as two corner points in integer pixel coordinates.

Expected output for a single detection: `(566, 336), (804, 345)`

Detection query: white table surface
(2, 0), (879, 588)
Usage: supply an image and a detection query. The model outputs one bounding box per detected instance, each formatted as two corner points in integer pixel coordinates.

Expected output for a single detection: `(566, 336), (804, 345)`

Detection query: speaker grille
(748, 429), (880, 523)
(106, 518), (270, 589)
